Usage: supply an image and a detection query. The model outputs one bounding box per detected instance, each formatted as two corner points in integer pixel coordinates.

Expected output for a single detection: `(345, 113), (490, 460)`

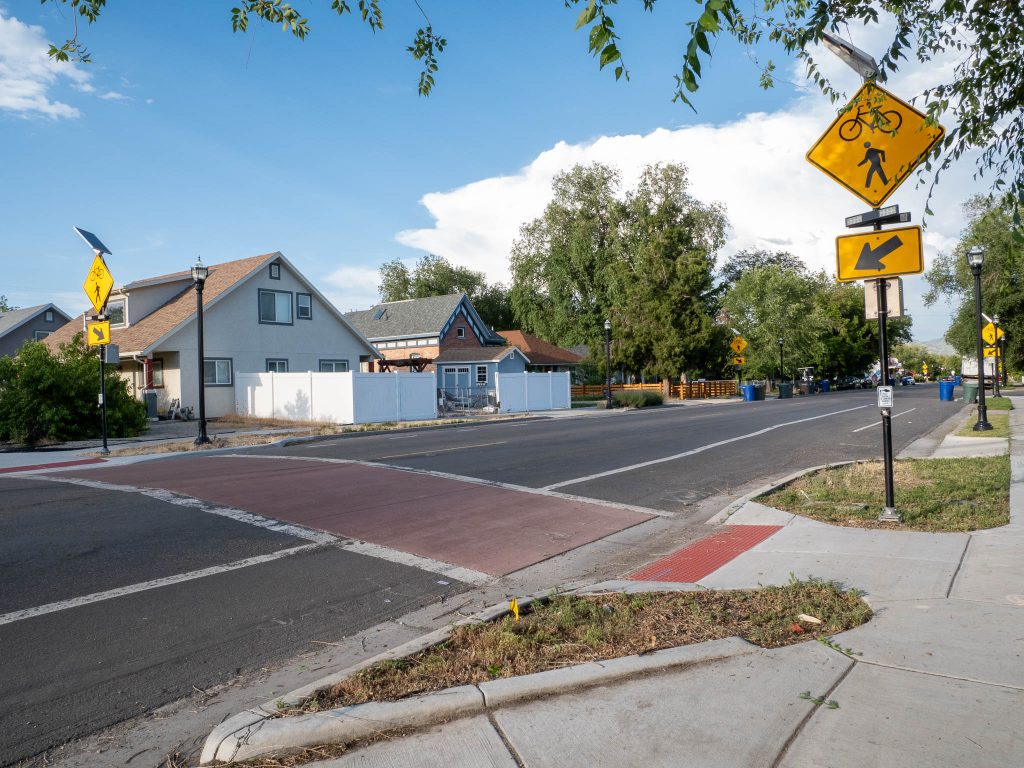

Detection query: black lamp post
(967, 246), (992, 431)
(192, 257), (212, 445)
(992, 314), (1002, 397)
(604, 319), (612, 402)
(778, 337), (785, 385)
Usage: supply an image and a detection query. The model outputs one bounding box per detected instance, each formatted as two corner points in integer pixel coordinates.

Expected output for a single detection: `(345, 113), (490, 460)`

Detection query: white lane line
(0, 543), (321, 627)
(224, 454), (675, 519)
(851, 407), (918, 433)
(542, 404), (872, 491)
(387, 434), (420, 440)
(372, 440), (507, 461)
(25, 475), (334, 543)
(336, 541), (491, 585)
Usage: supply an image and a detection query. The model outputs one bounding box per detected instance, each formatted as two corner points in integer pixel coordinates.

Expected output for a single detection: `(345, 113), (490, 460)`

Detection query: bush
(0, 335), (146, 445)
(612, 390), (663, 408)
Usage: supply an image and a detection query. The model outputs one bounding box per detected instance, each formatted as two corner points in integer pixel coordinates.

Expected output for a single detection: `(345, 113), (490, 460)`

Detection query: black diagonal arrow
(92, 326), (105, 342)
(855, 235), (903, 271)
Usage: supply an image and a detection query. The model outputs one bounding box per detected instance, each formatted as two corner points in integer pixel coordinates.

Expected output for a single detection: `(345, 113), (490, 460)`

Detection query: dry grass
(298, 580), (870, 714)
(760, 456), (1010, 531)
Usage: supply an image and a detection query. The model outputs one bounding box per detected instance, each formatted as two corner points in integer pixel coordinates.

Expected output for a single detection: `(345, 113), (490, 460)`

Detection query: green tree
(377, 254), (513, 330)
(0, 335), (146, 445)
(717, 249), (804, 290)
(0, 296), (14, 312)
(924, 196), (1023, 372)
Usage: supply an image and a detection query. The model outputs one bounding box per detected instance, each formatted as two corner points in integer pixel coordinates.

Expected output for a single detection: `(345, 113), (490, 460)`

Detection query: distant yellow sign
(87, 320), (111, 347)
(83, 255), (114, 314)
(984, 346), (1000, 358)
(807, 83), (945, 207)
(835, 225), (923, 283)
(732, 355), (746, 366)
(982, 322), (1005, 345)
(730, 336), (748, 354)
(922, 363), (929, 372)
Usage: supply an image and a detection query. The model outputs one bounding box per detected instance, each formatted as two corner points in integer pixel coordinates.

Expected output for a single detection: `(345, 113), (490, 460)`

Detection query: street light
(191, 257), (212, 445)
(604, 319), (612, 403)
(778, 337), (785, 385)
(967, 246), (992, 431)
(993, 314), (1002, 397)
(820, 31), (880, 81)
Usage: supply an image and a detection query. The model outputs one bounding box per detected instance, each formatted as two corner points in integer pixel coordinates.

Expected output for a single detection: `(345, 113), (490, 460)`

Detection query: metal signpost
(730, 336), (747, 389)
(808, 35), (945, 523)
(76, 227), (114, 455)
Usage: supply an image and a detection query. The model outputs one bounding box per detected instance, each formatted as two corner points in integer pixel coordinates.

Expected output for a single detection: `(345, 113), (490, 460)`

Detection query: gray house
(0, 304), (71, 357)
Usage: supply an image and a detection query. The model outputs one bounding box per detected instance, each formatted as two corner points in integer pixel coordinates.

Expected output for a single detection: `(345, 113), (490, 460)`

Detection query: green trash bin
(778, 382), (793, 399)
(962, 382), (978, 403)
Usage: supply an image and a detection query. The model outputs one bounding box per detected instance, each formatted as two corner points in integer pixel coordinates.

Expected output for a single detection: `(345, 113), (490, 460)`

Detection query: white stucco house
(46, 252), (378, 418)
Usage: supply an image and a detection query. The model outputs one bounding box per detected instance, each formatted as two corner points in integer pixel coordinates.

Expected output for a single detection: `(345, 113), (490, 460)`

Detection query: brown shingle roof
(497, 331), (583, 366)
(45, 253), (278, 354)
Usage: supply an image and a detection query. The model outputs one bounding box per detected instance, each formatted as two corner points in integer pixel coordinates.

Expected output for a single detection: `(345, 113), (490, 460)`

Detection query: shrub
(0, 335), (146, 445)
(612, 390), (663, 408)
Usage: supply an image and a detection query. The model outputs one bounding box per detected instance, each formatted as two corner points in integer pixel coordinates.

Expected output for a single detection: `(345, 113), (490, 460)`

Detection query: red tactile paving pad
(59, 456), (653, 577)
(0, 457), (106, 475)
(629, 525), (782, 583)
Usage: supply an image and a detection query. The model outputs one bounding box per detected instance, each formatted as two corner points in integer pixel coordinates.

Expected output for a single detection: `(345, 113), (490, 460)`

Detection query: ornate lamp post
(604, 319), (612, 403)
(778, 337), (785, 385)
(192, 257), (212, 445)
(967, 246), (992, 431)
(992, 313), (1002, 397)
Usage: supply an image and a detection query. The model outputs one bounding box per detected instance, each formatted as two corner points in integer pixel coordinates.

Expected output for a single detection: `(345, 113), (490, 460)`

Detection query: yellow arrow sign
(835, 225), (923, 283)
(83, 255), (114, 315)
(87, 320), (111, 347)
(730, 336), (748, 354)
(807, 83), (945, 207)
(984, 346), (999, 358)
(732, 355), (746, 366)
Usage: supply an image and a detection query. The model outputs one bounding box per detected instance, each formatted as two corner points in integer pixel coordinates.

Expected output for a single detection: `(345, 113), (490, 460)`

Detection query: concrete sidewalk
(249, 411), (1024, 766)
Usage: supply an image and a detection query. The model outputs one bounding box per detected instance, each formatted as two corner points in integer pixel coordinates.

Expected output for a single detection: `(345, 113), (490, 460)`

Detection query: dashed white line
(542, 404), (871, 490)
(851, 407), (918, 433)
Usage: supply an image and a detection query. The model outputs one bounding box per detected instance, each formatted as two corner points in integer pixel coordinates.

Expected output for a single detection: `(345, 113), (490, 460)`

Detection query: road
(0, 384), (960, 765)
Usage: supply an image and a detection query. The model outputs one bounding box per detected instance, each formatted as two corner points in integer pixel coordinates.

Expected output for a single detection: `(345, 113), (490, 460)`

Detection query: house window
(107, 299), (126, 328)
(33, 331), (50, 340)
(269, 263), (281, 280)
(204, 358), (233, 386)
(150, 358), (164, 387)
(319, 359), (349, 372)
(259, 289), (293, 324)
(457, 327), (465, 339)
(296, 293), (312, 320)
(44, 310), (54, 322)
(266, 359), (289, 373)
(409, 353), (421, 360)
(476, 365), (488, 384)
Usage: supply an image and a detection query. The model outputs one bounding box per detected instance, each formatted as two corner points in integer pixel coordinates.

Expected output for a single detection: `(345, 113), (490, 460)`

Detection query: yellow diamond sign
(807, 83), (944, 207)
(835, 226), (923, 283)
(730, 336), (748, 354)
(981, 322), (1005, 345)
(83, 255), (114, 314)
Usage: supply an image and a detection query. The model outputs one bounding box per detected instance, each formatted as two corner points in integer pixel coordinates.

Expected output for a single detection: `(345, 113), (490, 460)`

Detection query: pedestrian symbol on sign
(859, 142), (888, 188)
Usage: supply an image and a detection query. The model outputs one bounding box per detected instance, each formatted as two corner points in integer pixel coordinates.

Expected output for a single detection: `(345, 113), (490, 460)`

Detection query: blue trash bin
(820, 380), (830, 393)
(939, 380), (955, 401)
(742, 384), (756, 402)
(954, 375), (962, 386)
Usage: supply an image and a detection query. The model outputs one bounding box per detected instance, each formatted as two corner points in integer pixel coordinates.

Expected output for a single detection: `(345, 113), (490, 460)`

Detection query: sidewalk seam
(852, 658), (1024, 691)
(487, 711), (526, 768)
(944, 536), (972, 598)
(769, 655), (856, 768)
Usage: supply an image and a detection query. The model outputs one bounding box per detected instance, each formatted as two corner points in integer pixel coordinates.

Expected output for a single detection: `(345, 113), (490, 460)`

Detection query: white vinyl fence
(235, 372), (437, 424)
(495, 372), (571, 413)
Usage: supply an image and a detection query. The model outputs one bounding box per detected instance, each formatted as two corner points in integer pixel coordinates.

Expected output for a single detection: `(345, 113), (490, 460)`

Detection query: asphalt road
(0, 384), (963, 765)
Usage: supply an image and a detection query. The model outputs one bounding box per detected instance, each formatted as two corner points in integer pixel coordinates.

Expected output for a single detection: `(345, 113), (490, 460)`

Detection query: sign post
(730, 336), (747, 393)
(76, 227), (114, 456)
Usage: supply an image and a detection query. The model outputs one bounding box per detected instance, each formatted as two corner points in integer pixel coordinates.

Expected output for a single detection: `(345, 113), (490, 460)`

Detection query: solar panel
(73, 227), (112, 255)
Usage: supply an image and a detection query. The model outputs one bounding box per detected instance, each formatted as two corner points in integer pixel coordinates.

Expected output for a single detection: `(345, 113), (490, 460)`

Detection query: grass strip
(955, 412), (1010, 438)
(760, 456), (1009, 532)
(298, 580), (870, 714)
(984, 396), (1014, 410)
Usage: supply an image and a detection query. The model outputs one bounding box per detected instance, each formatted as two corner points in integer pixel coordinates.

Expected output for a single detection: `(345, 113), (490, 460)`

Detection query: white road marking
(387, 434), (420, 440)
(0, 543), (321, 627)
(225, 454), (674, 519)
(851, 408), (918, 433)
(542, 404), (872, 490)
(336, 541), (491, 585)
(372, 440), (507, 461)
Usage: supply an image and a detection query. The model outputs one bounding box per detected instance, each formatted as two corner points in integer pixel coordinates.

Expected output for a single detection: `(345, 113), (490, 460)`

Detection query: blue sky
(1, 2), (979, 340)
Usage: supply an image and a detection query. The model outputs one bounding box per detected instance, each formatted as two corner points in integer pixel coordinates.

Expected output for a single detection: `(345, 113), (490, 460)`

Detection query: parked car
(900, 375), (916, 385)
(835, 375), (863, 390)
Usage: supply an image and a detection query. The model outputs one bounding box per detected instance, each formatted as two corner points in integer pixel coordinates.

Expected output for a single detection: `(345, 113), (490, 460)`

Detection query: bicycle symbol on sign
(838, 104), (903, 142)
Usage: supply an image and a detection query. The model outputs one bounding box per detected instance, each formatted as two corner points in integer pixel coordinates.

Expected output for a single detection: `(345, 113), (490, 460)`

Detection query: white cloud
(322, 265), (382, 314)
(99, 90), (129, 101)
(0, 12), (91, 118)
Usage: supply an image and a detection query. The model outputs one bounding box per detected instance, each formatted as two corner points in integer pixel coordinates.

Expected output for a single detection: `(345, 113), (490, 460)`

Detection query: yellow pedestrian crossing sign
(732, 355), (746, 366)
(87, 320), (111, 347)
(982, 322), (1004, 345)
(730, 336), (747, 354)
(83, 255), (114, 314)
(806, 83), (944, 207)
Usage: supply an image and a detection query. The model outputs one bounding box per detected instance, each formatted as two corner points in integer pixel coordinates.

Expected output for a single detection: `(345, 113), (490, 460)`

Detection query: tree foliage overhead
(716, 248), (804, 292)
(378, 254), (514, 330)
(924, 195), (1023, 372)
(509, 161), (730, 380)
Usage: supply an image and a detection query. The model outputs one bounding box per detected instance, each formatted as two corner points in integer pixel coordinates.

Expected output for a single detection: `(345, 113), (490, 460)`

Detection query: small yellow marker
(510, 598), (520, 622)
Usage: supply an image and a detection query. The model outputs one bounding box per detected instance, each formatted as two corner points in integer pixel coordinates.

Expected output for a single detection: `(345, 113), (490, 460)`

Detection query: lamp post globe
(192, 258), (212, 445)
(966, 246), (992, 431)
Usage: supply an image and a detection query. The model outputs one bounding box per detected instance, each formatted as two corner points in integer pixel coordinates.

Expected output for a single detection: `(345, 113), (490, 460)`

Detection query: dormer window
(269, 263), (281, 280)
(457, 327), (465, 339)
(44, 310), (54, 322)
(107, 299), (126, 328)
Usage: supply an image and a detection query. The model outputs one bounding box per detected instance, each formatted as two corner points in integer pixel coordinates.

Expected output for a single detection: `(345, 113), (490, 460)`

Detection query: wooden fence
(571, 381), (737, 400)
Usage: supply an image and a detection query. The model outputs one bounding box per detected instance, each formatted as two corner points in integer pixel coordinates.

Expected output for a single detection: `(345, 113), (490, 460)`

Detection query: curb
(199, 583), (748, 765)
